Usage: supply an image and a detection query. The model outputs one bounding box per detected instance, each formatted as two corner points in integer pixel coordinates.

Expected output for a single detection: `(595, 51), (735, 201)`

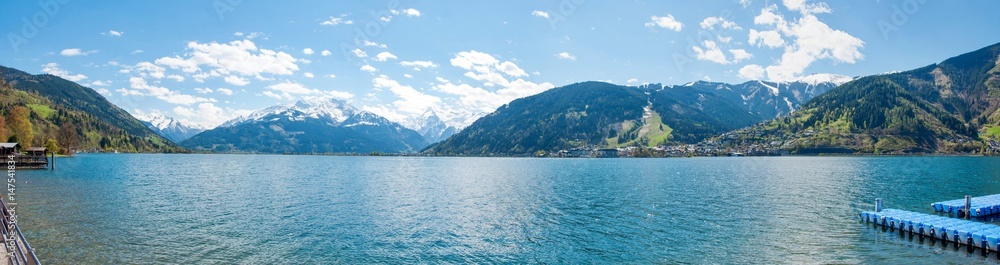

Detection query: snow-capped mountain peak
(135, 113), (206, 143)
(399, 109), (468, 144)
(221, 98), (362, 127)
(796, 73), (854, 86)
(137, 113), (206, 131)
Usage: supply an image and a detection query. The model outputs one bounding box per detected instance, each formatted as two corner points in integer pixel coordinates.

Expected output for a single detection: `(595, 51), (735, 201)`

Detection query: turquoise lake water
(9, 154), (1000, 264)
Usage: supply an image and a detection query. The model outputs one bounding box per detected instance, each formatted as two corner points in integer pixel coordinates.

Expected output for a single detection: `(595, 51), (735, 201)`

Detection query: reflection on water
(9, 155), (1000, 264)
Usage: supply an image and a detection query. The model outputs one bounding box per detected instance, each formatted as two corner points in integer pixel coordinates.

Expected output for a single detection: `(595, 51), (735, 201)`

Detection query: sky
(2, 0), (999, 129)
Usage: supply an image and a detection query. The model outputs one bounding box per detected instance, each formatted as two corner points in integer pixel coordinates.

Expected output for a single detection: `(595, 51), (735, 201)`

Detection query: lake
(10, 155), (1000, 264)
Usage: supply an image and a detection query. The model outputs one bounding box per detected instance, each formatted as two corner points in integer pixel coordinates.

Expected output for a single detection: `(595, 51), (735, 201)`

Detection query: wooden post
(50, 151), (54, 170)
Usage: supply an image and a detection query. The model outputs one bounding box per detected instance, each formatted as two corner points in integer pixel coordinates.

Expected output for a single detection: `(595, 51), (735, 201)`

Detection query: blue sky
(2, 0), (999, 129)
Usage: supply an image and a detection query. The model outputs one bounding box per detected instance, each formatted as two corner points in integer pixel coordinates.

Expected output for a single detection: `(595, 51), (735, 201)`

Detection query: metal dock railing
(0, 196), (39, 265)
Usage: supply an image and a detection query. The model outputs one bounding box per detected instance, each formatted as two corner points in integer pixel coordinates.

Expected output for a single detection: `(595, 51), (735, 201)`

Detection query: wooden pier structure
(1, 144), (49, 170)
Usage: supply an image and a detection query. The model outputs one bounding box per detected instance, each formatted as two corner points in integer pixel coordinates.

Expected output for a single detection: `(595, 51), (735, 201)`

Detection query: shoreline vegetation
(115, 147), (999, 158)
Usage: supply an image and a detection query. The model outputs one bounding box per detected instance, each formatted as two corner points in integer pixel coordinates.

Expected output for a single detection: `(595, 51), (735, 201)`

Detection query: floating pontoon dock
(932, 194), (1000, 217)
(860, 209), (1000, 252)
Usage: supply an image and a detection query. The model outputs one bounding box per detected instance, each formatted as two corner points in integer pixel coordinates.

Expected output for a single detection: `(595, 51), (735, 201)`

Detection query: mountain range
(180, 98), (428, 154)
(6, 41), (1000, 156)
(424, 76), (845, 156)
(136, 113), (205, 143)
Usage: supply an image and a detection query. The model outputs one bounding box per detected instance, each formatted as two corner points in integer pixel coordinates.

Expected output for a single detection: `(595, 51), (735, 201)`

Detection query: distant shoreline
(79, 152), (996, 158)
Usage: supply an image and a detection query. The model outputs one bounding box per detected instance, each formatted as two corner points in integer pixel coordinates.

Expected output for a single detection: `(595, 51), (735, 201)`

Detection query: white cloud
(41, 63), (88, 81)
(380, 16), (392, 22)
(400, 60), (438, 69)
(532, 10), (549, 19)
(195, 88), (214, 94)
(131, 50), (144, 55)
(691, 40), (729, 64)
(152, 56), (197, 73)
(303, 72), (314, 78)
(172, 103), (251, 129)
(374, 51), (398, 61)
(373, 75), (441, 115)
(266, 81), (353, 100)
(435, 79), (554, 114)
(782, 0), (831, 15)
(752, 3), (864, 81)
(262, 91), (286, 100)
(360, 64), (377, 73)
(748, 29), (785, 48)
(450, 50), (499, 69)
(700, 17), (741, 30)
(352, 48), (367, 58)
(363, 41), (387, 48)
(448, 50), (533, 88)
(166, 74), (185, 82)
(556, 52), (576, 60)
(224, 75), (249, 86)
(89, 80), (111, 87)
(627, 78), (639, 84)
(730, 49), (753, 63)
(60, 48), (97, 57)
(320, 16), (354, 26)
(403, 74), (413, 78)
(153, 39), (300, 82)
(96, 88), (111, 95)
(321, 50), (331, 56)
(496, 61), (527, 77)
(438, 50), (555, 114)
(102, 30), (123, 37)
(121, 77), (216, 105)
(217, 88), (234, 95)
(123, 62), (166, 79)
(645, 15), (683, 31)
(402, 8), (421, 17)
(740, 0), (753, 7)
(325, 74), (337, 78)
(302, 48), (315, 55)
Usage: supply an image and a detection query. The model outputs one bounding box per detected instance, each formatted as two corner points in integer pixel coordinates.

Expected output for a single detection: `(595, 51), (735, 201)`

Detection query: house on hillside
(596, 148), (619, 158)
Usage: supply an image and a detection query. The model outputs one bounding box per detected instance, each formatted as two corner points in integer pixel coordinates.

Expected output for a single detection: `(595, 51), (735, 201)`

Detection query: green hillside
(0, 67), (183, 153)
(729, 42), (1000, 154)
(424, 81), (762, 156)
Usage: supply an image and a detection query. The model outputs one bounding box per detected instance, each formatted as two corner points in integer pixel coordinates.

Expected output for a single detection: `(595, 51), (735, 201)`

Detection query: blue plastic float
(861, 208), (1000, 252)
(932, 194), (1000, 217)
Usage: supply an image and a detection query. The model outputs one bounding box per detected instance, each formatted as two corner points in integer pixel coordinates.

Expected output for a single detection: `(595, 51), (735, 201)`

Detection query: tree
(6, 106), (32, 146)
(56, 122), (79, 155)
(0, 116), (8, 143)
(45, 139), (58, 155)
